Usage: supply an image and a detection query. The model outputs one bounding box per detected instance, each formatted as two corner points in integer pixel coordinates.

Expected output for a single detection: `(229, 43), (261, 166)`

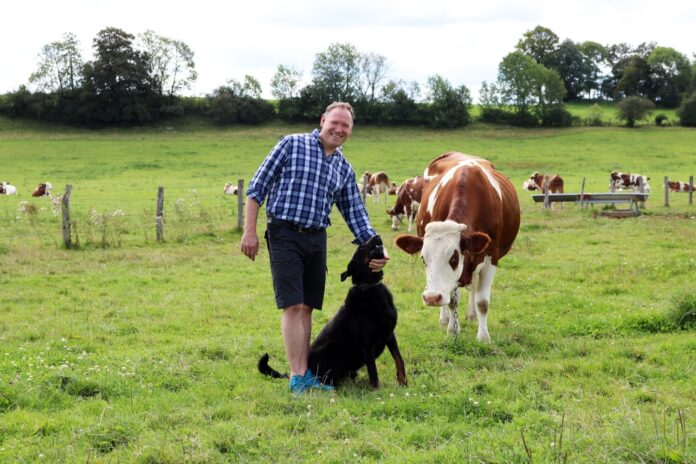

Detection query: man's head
(319, 102), (354, 153)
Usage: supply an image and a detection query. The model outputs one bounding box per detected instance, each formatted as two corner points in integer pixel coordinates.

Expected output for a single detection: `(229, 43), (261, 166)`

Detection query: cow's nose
(422, 292), (443, 306)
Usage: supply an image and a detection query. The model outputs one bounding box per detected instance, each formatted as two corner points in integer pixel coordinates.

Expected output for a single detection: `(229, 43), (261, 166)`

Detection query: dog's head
(340, 235), (384, 285)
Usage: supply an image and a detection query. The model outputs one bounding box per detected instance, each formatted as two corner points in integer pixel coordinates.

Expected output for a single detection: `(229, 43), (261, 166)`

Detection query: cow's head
(395, 220), (491, 306)
(386, 207), (403, 231)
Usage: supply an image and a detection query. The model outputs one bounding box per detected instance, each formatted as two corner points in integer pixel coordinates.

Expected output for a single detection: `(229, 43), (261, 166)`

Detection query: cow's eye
(448, 250), (459, 270)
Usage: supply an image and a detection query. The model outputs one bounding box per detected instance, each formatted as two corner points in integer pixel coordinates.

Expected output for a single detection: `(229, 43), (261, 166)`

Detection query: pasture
(1, 116), (695, 463)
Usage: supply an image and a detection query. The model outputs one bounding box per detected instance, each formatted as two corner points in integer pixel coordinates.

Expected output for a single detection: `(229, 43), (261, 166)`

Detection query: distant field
(1, 117), (695, 462)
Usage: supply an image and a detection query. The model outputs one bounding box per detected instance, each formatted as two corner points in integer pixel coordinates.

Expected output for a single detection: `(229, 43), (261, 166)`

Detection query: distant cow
(223, 182), (238, 195)
(610, 171), (651, 193)
(365, 171), (390, 204)
(388, 182), (398, 195)
(667, 180), (692, 192)
(386, 176), (427, 232)
(522, 172), (564, 193)
(0, 182), (17, 195)
(396, 152), (520, 342)
(32, 182), (53, 197)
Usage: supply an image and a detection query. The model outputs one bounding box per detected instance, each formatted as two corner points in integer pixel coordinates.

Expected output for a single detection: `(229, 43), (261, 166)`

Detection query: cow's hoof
(477, 331), (491, 343)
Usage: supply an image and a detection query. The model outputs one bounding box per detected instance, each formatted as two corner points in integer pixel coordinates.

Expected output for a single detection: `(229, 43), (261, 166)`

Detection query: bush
(654, 114), (668, 126)
(677, 91), (696, 127)
(616, 96), (655, 128)
(669, 293), (696, 329)
(585, 103), (604, 126)
(541, 106), (574, 127)
(479, 107), (514, 124)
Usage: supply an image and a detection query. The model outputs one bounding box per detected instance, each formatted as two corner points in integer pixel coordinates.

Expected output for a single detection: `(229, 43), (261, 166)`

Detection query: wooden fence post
(580, 177), (586, 209)
(156, 186), (164, 242)
(664, 176), (670, 207)
(690, 176), (694, 206)
(361, 172), (370, 204)
(543, 175), (550, 209)
(61, 184), (73, 249)
(610, 174), (615, 192)
(237, 179), (244, 230)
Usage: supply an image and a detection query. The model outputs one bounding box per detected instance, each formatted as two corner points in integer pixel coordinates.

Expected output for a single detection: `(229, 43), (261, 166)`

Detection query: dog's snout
(422, 292), (444, 306)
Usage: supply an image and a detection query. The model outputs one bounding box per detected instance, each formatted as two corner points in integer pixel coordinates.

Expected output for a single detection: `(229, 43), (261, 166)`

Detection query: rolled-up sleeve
(246, 139), (288, 205)
(336, 172), (377, 244)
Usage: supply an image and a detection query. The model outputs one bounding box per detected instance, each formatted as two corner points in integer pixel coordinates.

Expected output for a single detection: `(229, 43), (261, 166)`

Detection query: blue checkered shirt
(246, 129), (376, 244)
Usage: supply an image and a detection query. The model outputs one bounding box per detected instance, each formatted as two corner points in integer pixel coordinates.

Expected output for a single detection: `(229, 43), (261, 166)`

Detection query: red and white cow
(365, 171), (390, 204)
(396, 152), (520, 342)
(223, 182), (238, 195)
(0, 182), (17, 195)
(522, 172), (564, 193)
(667, 180), (692, 192)
(32, 182), (53, 197)
(610, 171), (651, 193)
(388, 182), (398, 195)
(386, 176), (428, 232)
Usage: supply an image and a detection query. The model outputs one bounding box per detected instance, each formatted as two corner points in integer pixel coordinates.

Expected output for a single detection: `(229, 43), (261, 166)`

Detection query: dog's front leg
(386, 334), (407, 386)
(362, 346), (380, 388)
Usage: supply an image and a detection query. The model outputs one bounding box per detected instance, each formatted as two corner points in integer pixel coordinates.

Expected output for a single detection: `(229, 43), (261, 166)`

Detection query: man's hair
(324, 101), (355, 120)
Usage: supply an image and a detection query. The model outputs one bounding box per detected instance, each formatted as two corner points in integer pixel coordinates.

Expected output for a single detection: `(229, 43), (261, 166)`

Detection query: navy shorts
(264, 221), (327, 310)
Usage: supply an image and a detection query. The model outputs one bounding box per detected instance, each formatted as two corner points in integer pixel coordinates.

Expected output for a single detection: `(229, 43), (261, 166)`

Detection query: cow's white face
(420, 221), (467, 306)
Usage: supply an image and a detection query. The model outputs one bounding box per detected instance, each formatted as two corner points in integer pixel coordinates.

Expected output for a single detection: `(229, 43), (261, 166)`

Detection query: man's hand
(240, 231), (260, 261)
(369, 246), (389, 272)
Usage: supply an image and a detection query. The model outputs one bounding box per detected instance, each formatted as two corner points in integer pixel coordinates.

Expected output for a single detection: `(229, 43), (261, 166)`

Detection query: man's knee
(284, 304), (311, 315)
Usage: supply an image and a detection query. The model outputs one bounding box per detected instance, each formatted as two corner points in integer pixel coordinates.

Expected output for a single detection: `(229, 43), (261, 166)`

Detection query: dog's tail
(257, 353), (288, 379)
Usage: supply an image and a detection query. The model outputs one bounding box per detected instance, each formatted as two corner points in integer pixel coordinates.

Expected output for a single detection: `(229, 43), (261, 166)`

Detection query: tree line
(1, 25), (696, 128)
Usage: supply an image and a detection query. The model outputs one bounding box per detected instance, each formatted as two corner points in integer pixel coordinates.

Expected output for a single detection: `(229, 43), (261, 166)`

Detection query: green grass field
(1, 116), (695, 463)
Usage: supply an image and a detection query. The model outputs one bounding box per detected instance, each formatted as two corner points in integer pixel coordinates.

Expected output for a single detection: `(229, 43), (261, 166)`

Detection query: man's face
(319, 108), (353, 152)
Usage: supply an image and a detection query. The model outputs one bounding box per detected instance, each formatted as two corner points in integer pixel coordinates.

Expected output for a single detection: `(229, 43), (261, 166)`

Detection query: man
(240, 102), (388, 394)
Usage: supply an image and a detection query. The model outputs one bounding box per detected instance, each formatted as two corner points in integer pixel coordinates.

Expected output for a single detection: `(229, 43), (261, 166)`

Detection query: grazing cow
(386, 176), (427, 232)
(610, 171), (651, 193)
(522, 172), (564, 193)
(0, 182), (17, 195)
(365, 171), (390, 204)
(32, 182), (53, 197)
(258, 236), (407, 389)
(223, 182), (238, 195)
(388, 182), (398, 195)
(668, 180), (692, 192)
(396, 152), (520, 342)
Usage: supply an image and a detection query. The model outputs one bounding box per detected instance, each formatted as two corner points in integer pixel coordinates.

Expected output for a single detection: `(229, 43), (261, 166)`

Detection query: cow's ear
(461, 232), (491, 256)
(395, 235), (423, 254)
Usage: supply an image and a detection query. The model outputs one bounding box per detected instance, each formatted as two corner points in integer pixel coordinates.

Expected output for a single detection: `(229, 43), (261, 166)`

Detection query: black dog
(258, 235), (407, 388)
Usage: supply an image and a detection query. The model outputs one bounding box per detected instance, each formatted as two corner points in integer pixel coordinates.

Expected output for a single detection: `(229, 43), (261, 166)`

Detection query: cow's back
(416, 160), (520, 285)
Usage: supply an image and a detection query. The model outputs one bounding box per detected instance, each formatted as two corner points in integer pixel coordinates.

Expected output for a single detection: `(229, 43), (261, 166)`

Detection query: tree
(424, 75), (471, 128)
(360, 52), (389, 101)
(516, 25), (559, 67)
(270, 64), (302, 99)
(29, 33), (83, 92)
(615, 55), (652, 100)
(208, 79), (274, 125)
(81, 27), (161, 125)
(647, 47), (692, 107)
(616, 96), (654, 127)
(577, 41), (608, 99)
(311, 42), (362, 102)
(138, 30), (197, 98)
(677, 91), (696, 127)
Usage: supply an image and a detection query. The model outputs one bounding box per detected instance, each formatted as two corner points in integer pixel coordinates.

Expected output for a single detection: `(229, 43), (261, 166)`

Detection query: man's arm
(240, 198), (261, 261)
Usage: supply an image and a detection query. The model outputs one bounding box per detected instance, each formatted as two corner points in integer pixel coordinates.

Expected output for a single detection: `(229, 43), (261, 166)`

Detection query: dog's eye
(448, 250), (459, 270)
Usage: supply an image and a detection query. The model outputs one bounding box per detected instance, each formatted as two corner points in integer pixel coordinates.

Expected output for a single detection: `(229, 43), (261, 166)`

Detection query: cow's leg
(447, 287), (460, 337)
(474, 259), (496, 343)
(467, 274), (479, 321)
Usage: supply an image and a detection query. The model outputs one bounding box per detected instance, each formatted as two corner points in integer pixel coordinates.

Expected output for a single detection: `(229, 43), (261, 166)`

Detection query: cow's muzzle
(422, 291), (449, 306)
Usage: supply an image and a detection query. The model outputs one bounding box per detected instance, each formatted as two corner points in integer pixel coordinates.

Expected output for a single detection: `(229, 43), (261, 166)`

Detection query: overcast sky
(2, 0), (695, 100)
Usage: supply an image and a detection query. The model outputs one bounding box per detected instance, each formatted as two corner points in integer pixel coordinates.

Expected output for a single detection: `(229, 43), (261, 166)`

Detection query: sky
(2, 0), (695, 100)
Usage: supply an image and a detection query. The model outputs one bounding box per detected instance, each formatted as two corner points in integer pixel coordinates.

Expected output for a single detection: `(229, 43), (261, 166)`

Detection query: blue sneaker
(289, 373), (308, 394)
(303, 369), (335, 391)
